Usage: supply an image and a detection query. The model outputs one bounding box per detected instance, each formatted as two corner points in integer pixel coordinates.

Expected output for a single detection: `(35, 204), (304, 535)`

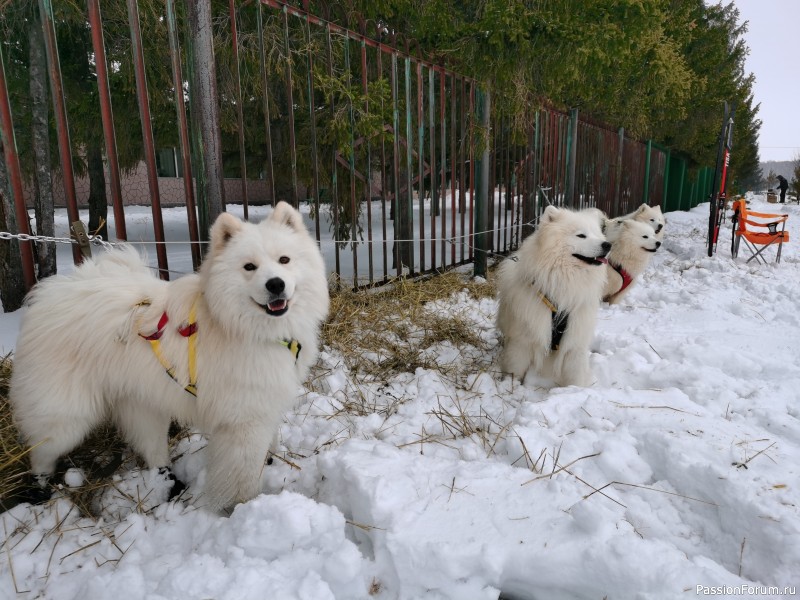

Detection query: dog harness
(533, 285), (569, 352)
(602, 262), (633, 303)
(139, 299), (302, 397)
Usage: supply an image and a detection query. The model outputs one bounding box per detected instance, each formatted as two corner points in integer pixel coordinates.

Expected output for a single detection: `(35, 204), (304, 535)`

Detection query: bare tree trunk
(87, 145), (108, 241)
(0, 150), (27, 312)
(186, 0), (225, 235)
(29, 6), (56, 278)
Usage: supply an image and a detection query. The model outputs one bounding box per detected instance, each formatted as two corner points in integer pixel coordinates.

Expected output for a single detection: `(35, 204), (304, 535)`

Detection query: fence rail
(0, 0), (716, 298)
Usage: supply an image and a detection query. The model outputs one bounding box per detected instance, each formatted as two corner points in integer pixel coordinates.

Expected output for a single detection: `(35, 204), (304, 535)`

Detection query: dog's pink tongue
(268, 299), (287, 311)
(597, 257), (608, 264)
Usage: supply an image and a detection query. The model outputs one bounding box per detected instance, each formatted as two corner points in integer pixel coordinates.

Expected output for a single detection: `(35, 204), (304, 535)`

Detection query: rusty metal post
(87, 0), (127, 242)
(613, 126), (624, 216)
(229, 0), (249, 219)
(343, 31), (358, 287)
(166, 0), (201, 269)
(127, 0), (169, 279)
(0, 46), (37, 289)
(473, 87), (489, 279)
(38, 0), (82, 265)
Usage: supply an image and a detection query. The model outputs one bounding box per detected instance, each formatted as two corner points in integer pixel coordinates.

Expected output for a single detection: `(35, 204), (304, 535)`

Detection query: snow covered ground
(1, 194), (799, 599)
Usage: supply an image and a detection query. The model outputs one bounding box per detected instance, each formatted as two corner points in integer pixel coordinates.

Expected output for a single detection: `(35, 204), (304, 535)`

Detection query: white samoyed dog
(601, 219), (661, 304)
(611, 203), (666, 240)
(496, 205), (610, 387)
(10, 202), (329, 511)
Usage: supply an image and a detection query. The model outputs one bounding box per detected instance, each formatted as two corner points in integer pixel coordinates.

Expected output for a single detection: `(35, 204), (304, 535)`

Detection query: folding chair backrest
(730, 198), (789, 264)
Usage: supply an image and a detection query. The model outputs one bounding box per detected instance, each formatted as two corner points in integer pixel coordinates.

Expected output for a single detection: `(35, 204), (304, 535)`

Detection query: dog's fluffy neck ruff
(522, 253), (606, 312)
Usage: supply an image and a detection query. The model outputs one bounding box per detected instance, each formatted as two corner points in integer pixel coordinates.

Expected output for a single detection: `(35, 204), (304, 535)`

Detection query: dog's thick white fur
(10, 202), (329, 511)
(613, 203), (666, 240)
(602, 219), (661, 304)
(496, 205), (610, 387)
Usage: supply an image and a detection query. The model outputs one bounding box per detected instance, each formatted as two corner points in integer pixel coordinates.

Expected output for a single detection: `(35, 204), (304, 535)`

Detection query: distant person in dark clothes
(776, 175), (789, 203)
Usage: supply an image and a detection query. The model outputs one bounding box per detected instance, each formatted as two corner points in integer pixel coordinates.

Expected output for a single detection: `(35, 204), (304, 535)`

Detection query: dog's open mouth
(573, 253), (608, 266)
(255, 298), (290, 316)
(643, 247), (659, 253)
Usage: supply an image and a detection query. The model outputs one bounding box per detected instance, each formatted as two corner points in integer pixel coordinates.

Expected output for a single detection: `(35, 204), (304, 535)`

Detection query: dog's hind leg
(113, 401), (171, 469)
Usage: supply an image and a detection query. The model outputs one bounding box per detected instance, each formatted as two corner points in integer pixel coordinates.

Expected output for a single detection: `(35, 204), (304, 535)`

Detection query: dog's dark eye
(577, 234), (587, 239)
(279, 256), (290, 264)
(243, 263), (257, 271)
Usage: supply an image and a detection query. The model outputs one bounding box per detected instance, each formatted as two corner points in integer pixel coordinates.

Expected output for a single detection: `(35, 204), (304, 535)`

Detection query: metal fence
(0, 0), (714, 296)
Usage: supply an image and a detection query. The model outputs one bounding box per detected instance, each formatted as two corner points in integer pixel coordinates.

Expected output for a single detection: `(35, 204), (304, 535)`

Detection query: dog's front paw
(158, 467), (187, 501)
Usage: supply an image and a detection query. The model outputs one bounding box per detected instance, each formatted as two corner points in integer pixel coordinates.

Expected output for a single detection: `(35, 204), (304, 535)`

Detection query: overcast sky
(733, 0), (800, 163)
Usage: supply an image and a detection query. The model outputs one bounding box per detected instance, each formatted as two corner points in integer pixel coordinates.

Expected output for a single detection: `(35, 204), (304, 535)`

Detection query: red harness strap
(604, 262), (634, 302)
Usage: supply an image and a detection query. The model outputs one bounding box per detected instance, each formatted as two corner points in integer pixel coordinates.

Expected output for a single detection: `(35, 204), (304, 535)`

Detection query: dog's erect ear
(268, 201), (306, 233)
(209, 212), (244, 255)
(541, 205), (561, 222)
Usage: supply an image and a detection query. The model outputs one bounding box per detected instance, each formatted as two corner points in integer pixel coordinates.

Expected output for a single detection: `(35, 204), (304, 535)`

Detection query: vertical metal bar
(325, 23), (340, 280)
(166, 0), (201, 270)
(501, 119), (509, 251)
(566, 107), (578, 208)
(404, 56), (414, 273)
(458, 76), (466, 263)
(643, 139), (652, 205)
(662, 147), (671, 212)
(449, 72), (457, 267)
(283, 5), (299, 207)
(439, 67), (446, 268)
(229, 0), (249, 219)
(87, 0), (126, 242)
(257, 4), (277, 206)
(416, 61), (425, 272)
(613, 127), (624, 216)
(428, 67), (436, 270)
(128, 0), (169, 279)
(38, 0), (82, 265)
(473, 87), (489, 279)
(360, 29), (374, 284)
(467, 81), (475, 261)
(0, 45), (36, 289)
(305, 13), (321, 244)
(390, 50), (401, 277)
(343, 32), (358, 287)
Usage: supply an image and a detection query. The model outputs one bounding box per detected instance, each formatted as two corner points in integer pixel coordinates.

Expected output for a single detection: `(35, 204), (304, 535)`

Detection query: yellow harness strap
(139, 298), (199, 397)
(280, 338), (302, 362)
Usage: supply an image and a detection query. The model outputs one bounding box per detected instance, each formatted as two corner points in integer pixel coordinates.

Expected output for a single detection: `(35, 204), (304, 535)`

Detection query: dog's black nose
(601, 241), (612, 253)
(656, 241), (662, 248)
(265, 277), (285, 294)
(656, 225), (663, 233)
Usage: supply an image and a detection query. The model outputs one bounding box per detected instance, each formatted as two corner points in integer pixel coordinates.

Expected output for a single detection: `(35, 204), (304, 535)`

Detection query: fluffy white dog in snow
(601, 218), (661, 304)
(10, 202), (329, 511)
(496, 205), (610, 387)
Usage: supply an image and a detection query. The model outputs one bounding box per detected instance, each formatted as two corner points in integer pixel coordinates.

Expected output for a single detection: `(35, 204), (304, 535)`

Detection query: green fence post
(643, 139), (652, 205)
(473, 88), (490, 279)
(565, 107), (578, 208)
(662, 148), (671, 212)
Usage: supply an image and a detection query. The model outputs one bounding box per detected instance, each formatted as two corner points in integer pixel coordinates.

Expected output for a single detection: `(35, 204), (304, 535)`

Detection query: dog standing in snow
(496, 205), (610, 387)
(10, 202), (329, 511)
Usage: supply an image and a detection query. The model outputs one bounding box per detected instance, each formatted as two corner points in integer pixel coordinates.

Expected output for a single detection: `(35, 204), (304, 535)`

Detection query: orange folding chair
(730, 199), (789, 264)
